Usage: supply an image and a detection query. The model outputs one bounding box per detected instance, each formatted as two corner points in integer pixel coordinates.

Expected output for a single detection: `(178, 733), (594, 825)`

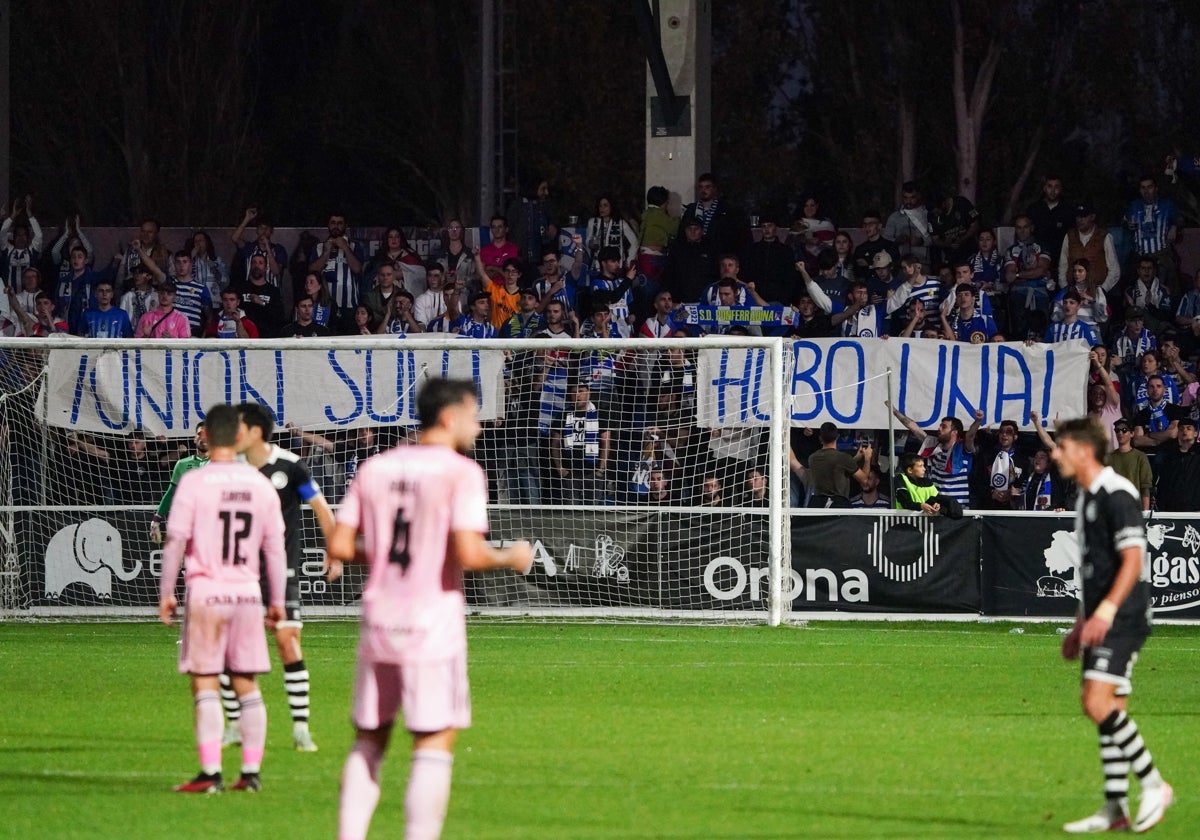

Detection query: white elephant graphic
(44, 518), (142, 599)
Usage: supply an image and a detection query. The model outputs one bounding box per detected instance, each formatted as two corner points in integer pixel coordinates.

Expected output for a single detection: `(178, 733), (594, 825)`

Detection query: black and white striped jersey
(1075, 466), (1152, 636)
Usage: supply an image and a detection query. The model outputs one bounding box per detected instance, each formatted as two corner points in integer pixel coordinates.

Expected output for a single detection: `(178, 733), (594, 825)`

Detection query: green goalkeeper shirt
(155, 455), (210, 518)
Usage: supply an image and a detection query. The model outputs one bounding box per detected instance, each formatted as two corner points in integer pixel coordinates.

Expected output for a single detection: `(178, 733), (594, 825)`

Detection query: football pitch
(1, 621), (1194, 839)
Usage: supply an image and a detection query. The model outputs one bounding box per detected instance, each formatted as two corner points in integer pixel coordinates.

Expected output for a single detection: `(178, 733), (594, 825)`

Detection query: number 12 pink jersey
(161, 460), (287, 606)
(336, 444), (489, 665)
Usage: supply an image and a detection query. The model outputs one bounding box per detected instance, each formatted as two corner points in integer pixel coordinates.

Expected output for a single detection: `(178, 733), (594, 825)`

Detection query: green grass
(0, 621), (1195, 839)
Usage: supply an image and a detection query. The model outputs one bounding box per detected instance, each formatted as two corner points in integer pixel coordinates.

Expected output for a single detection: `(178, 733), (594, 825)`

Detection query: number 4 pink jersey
(162, 460), (287, 607)
(336, 444), (489, 665)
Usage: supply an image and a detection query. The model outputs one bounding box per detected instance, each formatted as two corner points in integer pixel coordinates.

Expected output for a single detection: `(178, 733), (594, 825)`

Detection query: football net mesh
(0, 336), (792, 623)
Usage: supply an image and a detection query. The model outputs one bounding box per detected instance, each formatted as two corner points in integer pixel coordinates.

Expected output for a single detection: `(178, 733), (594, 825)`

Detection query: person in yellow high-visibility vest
(894, 452), (963, 518)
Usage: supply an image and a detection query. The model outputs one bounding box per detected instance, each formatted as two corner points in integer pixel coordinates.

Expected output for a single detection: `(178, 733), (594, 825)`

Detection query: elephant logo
(44, 518), (142, 599)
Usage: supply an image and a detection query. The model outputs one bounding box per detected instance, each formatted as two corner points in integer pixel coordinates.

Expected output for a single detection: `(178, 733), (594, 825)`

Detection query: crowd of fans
(1, 170), (1198, 513)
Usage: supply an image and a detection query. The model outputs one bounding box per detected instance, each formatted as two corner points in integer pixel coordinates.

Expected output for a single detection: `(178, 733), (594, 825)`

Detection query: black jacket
(741, 239), (799, 304)
(680, 199), (748, 258)
(1155, 444), (1200, 511)
(664, 240), (718, 304)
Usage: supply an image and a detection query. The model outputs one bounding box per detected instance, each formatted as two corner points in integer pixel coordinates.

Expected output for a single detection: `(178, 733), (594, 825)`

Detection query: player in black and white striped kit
(219, 403), (338, 752)
(1052, 417), (1172, 834)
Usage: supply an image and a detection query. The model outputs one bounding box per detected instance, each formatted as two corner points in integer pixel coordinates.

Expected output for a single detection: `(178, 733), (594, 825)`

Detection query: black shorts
(1082, 633), (1147, 697)
(260, 566), (304, 626)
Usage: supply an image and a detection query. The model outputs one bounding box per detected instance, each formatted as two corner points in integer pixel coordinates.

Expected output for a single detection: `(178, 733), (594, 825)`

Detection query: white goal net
(0, 336), (792, 624)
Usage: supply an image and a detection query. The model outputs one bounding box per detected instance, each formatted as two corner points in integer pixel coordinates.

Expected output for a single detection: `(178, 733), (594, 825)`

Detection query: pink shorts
(178, 579), (270, 676)
(351, 654), (471, 734)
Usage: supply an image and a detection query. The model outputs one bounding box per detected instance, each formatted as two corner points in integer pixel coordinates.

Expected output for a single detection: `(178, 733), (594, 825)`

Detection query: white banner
(697, 338), (1091, 429)
(46, 348), (506, 434)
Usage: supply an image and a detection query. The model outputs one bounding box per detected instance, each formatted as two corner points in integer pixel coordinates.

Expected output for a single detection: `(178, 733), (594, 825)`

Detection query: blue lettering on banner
(749, 349), (770, 422)
(54, 341), (1085, 435)
(365, 351), (403, 423)
(711, 350), (735, 422)
(135, 349), (172, 430)
(701, 339), (1088, 430)
(181, 350), (191, 429)
(903, 342), (949, 428)
(995, 345), (1032, 423)
(790, 341), (822, 423)
(791, 340), (866, 424)
(396, 351), (414, 423)
(191, 351), (233, 419)
(711, 349), (770, 423)
(238, 350), (284, 421)
(49, 347), (509, 435)
(947, 343), (982, 422)
(185, 350), (209, 427)
(1041, 348), (1054, 422)
(69, 353), (90, 425)
(825, 341), (866, 424)
(439, 350), (484, 413)
(325, 350), (364, 424)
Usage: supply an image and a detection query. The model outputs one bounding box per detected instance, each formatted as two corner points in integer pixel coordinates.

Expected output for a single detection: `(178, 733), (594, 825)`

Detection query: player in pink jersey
(213, 402), (338, 754)
(159, 403), (287, 795)
(329, 378), (533, 840)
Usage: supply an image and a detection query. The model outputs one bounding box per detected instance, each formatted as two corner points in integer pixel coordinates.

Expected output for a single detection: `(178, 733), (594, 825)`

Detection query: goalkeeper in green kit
(150, 423), (210, 544)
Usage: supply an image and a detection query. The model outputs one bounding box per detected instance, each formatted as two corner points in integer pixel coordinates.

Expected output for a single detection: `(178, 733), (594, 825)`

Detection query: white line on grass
(453, 775), (1059, 801)
(23, 767), (1077, 804)
(25, 768), (1089, 806)
(468, 634), (1063, 651)
(470, 659), (1062, 670)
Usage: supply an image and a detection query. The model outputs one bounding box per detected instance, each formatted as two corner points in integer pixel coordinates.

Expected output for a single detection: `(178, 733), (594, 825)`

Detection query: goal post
(0, 335), (793, 624)
(768, 336), (788, 626)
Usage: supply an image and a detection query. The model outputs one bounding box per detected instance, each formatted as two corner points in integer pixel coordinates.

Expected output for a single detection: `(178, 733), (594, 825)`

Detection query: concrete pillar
(478, 0), (496, 225)
(645, 0), (710, 211)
